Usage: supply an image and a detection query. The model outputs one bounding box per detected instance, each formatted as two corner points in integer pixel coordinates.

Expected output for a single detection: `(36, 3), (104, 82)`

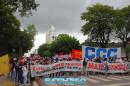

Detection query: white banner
(31, 61), (130, 77)
(31, 61), (82, 77)
(87, 62), (128, 73)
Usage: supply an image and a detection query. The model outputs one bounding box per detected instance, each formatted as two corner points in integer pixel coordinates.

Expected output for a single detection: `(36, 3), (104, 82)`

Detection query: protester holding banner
(22, 63), (28, 86)
(6, 46), (130, 86)
(17, 62), (24, 86)
(82, 58), (87, 75)
(10, 57), (17, 81)
(104, 58), (109, 76)
(14, 58), (20, 86)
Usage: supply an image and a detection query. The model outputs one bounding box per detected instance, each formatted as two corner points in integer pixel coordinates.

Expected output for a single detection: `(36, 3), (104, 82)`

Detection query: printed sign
(82, 46), (121, 59)
(44, 77), (87, 85)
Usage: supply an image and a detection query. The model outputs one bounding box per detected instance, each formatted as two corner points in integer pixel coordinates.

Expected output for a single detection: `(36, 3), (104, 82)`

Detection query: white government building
(46, 25), (57, 44)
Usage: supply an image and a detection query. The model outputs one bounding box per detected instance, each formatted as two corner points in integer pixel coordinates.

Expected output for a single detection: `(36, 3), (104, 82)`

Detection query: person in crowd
(101, 57), (104, 63)
(10, 57), (17, 80)
(82, 58), (87, 76)
(94, 57), (98, 63)
(104, 58), (109, 77)
(56, 58), (59, 62)
(22, 62), (28, 86)
(13, 58), (19, 86)
(17, 57), (25, 86)
(7, 57), (13, 79)
(124, 58), (128, 62)
(113, 55), (117, 63)
(26, 57), (31, 85)
(95, 57), (102, 75)
(98, 56), (102, 63)
(108, 57), (112, 63)
(116, 58), (123, 63)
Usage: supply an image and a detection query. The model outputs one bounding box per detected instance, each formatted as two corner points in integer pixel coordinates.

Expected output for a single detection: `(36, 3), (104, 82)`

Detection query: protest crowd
(8, 54), (81, 86)
(8, 47), (130, 86)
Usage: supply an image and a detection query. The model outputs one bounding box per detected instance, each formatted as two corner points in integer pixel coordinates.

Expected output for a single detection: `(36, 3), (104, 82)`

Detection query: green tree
(50, 34), (80, 54)
(81, 4), (116, 48)
(1, 0), (39, 16)
(0, 0), (39, 56)
(114, 5), (130, 60)
(0, 1), (20, 56)
(7, 24), (37, 56)
(18, 24), (37, 56)
(25, 24), (38, 41)
(38, 43), (53, 57)
(126, 44), (130, 54)
(125, 44), (130, 61)
(43, 50), (52, 57)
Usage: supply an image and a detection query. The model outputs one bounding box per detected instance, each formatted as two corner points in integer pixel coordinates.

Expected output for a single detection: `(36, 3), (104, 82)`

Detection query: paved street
(0, 75), (15, 86)
(87, 75), (130, 86)
(0, 75), (130, 86)
(43, 75), (130, 86)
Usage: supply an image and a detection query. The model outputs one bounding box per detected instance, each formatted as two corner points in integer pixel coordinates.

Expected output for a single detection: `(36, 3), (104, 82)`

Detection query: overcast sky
(17, 0), (130, 55)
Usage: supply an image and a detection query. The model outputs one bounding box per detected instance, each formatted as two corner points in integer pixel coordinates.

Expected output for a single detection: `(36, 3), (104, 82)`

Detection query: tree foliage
(81, 4), (117, 48)
(24, 24), (38, 41)
(114, 5), (130, 48)
(126, 44), (130, 53)
(38, 43), (53, 57)
(50, 34), (80, 54)
(8, 24), (37, 56)
(38, 34), (80, 56)
(0, 1), (20, 35)
(0, 0), (39, 16)
(114, 5), (130, 60)
(43, 50), (52, 57)
(0, 1), (20, 55)
(81, 4), (130, 60)
(0, 0), (38, 56)
(2, 25), (37, 57)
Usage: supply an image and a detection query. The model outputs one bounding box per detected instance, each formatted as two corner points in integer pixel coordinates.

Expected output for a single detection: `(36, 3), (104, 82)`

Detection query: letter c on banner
(85, 47), (95, 59)
(107, 48), (117, 57)
(96, 48), (106, 58)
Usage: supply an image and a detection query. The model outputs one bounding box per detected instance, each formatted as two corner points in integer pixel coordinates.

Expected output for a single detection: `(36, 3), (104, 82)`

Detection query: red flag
(71, 49), (82, 59)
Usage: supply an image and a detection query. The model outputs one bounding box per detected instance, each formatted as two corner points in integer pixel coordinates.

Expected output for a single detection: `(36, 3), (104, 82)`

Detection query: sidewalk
(0, 75), (15, 86)
(0, 75), (49, 86)
(0, 75), (84, 86)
